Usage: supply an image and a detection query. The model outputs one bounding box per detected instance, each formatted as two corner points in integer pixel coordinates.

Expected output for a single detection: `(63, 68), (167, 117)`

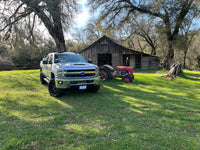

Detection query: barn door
(135, 55), (141, 69)
(98, 53), (112, 66)
(123, 54), (130, 66)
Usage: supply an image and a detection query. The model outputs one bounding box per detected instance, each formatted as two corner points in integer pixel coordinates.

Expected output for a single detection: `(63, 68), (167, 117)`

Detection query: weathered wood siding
(141, 56), (149, 69)
(149, 57), (160, 69)
(141, 56), (160, 69)
(80, 36), (160, 69)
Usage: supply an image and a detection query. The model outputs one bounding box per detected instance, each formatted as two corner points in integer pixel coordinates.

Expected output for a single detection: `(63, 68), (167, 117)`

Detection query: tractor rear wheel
(99, 67), (111, 81)
(122, 75), (132, 83)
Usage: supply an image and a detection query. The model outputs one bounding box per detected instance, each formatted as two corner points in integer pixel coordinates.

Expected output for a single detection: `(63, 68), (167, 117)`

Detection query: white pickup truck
(40, 52), (100, 97)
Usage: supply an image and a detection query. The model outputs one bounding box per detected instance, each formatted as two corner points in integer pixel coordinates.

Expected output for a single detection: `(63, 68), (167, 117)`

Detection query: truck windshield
(54, 54), (87, 63)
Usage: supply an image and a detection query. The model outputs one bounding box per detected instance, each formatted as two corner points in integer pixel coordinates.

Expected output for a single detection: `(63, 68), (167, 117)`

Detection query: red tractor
(99, 65), (134, 83)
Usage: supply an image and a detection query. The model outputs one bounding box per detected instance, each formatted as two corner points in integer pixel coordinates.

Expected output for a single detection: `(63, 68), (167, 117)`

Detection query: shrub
(0, 56), (14, 70)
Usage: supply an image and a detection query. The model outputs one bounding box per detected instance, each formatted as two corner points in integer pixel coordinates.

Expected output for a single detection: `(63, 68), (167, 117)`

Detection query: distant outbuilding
(80, 36), (160, 69)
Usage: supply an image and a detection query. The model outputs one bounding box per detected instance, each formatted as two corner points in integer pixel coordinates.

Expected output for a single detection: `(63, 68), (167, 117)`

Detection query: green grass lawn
(184, 70), (200, 78)
(134, 69), (169, 74)
(0, 70), (200, 150)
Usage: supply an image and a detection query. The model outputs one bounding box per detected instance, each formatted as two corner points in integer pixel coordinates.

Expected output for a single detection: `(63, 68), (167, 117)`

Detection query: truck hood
(53, 63), (97, 70)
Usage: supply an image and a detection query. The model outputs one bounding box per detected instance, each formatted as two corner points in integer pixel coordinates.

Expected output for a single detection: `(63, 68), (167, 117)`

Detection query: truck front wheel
(48, 80), (64, 97)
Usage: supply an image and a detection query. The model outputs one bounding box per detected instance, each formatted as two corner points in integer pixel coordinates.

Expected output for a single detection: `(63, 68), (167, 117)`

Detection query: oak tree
(89, 0), (200, 68)
(0, 0), (77, 52)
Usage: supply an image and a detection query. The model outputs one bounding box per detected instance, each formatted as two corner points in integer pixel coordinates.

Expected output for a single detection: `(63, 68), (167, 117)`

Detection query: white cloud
(73, 0), (90, 28)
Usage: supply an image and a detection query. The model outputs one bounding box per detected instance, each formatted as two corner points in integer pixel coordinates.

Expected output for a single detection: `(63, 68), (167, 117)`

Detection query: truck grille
(59, 68), (97, 78)
(66, 69), (95, 72)
(65, 73), (95, 77)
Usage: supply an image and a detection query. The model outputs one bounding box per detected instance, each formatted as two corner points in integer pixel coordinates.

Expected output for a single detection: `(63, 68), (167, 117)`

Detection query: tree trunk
(53, 34), (66, 53)
(198, 55), (200, 68)
(137, 37), (144, 52)
(49, 3), (67, 53)
(46, 26), (66, 53)
(164, 41), (174, 69)
(42, 20), (67, 53)
(183, 50), (187, 69)
(151, 47), (156, 55)
(23, 0), (67, 53)
(164, 63), (184, 80)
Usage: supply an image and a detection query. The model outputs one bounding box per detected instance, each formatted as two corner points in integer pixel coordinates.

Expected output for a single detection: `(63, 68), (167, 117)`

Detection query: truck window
(47, 55), (53, 64)
(54, 54), (87, 63)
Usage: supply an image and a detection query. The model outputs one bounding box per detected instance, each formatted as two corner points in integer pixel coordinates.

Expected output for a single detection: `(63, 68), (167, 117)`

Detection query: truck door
(42, 55), (48, 77)
(46, 54), (53, 79)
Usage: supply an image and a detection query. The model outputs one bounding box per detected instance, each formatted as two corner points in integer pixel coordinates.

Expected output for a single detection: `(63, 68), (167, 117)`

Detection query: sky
(39, 0), (90, 39)
(74, 0), (90, 28)
(64, 0), (90, 39)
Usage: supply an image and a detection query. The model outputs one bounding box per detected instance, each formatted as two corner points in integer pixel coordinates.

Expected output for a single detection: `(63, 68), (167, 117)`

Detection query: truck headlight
(57, 73), (65, 77)
(57, 70), (64, 73)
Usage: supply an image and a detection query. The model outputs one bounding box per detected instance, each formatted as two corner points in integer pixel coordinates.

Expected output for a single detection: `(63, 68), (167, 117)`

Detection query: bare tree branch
(0, 0), (77, 52)
(89, 0), (200, 68)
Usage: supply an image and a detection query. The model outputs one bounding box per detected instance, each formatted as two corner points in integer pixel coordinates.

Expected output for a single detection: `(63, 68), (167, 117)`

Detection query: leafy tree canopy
(89, 0), (200, 68)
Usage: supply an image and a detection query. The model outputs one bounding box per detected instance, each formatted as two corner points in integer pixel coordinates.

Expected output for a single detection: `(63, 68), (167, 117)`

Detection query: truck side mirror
(42, 58), (48, 64)
(88, 58), (92, 63)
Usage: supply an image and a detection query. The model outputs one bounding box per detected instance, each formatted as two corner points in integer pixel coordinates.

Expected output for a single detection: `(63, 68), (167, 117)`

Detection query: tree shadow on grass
(179, 74), (200, 82)
(53, 78), (200, 149)
(1, 75), (200, 149)
(184, 71), (200, 78)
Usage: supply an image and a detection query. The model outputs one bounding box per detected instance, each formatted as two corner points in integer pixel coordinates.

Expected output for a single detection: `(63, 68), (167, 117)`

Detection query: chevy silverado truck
(40, 52), (100, 97)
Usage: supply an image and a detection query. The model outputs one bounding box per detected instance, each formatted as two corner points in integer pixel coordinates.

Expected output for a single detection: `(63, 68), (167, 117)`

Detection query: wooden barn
(80, 36), (160, 69)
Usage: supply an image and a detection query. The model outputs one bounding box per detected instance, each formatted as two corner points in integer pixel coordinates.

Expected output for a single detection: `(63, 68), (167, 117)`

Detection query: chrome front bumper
(55, 77), (100, 89)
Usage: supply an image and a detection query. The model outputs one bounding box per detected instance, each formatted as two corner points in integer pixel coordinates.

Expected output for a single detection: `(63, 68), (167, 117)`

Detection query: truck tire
(99, 67), (111, 81)
(122, 75), (132, 83)
(48, 80), (64, 97)
(40, 72), (46, 84)
(87, 85), (100, 93)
